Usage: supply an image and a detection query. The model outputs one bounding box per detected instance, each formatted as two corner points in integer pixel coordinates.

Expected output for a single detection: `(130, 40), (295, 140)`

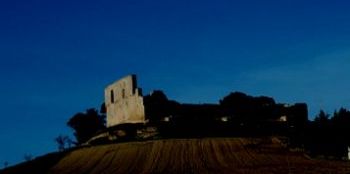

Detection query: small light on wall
(221, 116), (228, 122)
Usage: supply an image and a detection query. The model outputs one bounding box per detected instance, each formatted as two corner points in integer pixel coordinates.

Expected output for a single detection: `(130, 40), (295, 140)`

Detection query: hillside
(2, 138), (350, 174)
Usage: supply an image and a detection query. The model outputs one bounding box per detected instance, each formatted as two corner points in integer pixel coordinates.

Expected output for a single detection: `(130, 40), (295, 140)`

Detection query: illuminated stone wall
(105, 75), (145, 127)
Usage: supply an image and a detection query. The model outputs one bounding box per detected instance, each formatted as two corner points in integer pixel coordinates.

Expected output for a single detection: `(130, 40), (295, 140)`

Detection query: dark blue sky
(1, 0), (350, 166)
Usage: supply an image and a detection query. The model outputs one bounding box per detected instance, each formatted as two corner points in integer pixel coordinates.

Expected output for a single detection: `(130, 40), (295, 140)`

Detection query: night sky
(1, 0), (350, 166)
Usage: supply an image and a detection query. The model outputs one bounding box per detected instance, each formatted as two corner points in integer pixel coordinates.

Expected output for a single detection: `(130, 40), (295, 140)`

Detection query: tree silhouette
(305, 109), (350, 159)
(143, 90), (176, 122)
(219, 92), (276, 122)
(67, 108), (106, 144)
(55, 135), (72, 151)
(100, 102), (106, 115)
(331, 108), (350, 150)
(314, 110), (329, 125)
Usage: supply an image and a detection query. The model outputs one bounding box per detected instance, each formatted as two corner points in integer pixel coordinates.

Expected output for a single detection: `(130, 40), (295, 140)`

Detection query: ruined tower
(104, 74), (145, 127)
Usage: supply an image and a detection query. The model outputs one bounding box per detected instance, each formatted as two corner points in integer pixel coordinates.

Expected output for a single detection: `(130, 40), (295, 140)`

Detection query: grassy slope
(2, 138), (350, 174)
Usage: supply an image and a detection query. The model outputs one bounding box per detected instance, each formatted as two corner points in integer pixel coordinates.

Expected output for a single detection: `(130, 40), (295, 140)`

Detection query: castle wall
(104, 75), (145, 127)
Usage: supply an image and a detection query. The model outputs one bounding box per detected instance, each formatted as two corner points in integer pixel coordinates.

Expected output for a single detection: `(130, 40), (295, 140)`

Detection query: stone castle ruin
(104, 75), (145, 127)
(104, 74), (308, 138)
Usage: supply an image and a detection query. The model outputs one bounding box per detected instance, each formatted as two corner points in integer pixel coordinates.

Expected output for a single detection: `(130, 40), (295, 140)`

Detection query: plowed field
(47, 138), (350, 174)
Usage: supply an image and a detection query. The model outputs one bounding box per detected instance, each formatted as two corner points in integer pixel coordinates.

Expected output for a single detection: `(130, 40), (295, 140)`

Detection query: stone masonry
(104, 74), (145, 127)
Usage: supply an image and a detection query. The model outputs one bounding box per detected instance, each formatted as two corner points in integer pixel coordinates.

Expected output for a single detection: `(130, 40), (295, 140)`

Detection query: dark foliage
(143, 90), (180, 122)
(100, 102), (106, 114)
(305, 108), (350, 159)
(143, 91), (308, 140)
(220, 92), (277, 122)
(67, 108), (106, 144)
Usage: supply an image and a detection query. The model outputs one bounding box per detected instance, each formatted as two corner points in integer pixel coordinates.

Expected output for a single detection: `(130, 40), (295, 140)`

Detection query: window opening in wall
(111, 90), (114, 103)
(122, 89), (125, 98)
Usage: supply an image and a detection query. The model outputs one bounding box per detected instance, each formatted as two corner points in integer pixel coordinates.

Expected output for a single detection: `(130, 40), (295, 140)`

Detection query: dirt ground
(47, 138), (350, 174)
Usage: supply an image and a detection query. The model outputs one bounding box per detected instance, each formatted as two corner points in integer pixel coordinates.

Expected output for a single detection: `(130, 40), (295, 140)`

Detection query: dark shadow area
(0, 151), (69, 174)
(67, 89), (350, 160)
(143, 91), (308, 142)
(304, 108), (350, 160)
